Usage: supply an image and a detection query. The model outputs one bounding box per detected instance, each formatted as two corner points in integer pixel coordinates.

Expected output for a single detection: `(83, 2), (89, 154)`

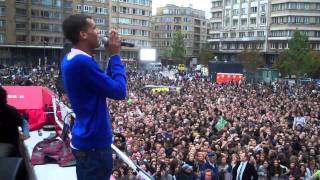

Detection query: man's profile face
(80, 18), (100, 49)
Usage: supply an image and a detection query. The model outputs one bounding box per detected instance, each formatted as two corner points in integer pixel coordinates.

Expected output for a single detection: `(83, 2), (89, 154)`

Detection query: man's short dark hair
(62, 14), (92, 45)
(0, 86), (7, 106)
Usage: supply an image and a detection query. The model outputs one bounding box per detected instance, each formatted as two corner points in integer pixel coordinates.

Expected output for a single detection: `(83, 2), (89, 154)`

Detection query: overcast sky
(152, 0), (212, 19)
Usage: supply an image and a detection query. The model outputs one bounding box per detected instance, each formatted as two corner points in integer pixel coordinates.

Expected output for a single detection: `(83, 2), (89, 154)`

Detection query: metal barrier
(51, 96), (154, 180)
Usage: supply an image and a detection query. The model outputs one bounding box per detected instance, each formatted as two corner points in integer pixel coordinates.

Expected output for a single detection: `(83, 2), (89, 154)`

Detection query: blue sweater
(61, 48), (127, 150)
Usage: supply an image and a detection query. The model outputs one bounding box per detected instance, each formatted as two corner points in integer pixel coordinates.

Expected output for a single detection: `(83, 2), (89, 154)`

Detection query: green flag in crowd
(215, 116), (228, 130)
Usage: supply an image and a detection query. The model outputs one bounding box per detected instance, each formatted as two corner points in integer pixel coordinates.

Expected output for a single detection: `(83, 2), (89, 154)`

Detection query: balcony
(210, 17), (222, 23)
(194, 27), (201, 34)
(221, 36), (266, 42)
(211, 6), (223, 12)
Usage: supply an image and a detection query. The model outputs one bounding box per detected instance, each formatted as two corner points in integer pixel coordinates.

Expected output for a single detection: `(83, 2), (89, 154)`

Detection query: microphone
(101, 37), (134, 47)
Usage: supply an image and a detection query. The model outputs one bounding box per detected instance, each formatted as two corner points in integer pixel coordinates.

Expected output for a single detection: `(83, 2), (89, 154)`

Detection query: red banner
(216, 73), (244, 84)
(3, 86), (56, 130)
(3, 86), (44, 110)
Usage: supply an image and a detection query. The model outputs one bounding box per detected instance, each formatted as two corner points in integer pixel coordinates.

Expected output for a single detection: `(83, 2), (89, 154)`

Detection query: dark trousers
(72, 146), (112, 180)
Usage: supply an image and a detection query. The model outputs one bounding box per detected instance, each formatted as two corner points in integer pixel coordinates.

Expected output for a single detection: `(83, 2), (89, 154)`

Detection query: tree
(171, 31), (186, 64)
(161, 49), (172, 60)
(273, 30), (310, 77)
(235, 50), (265, 73)
(161, 49), (172, 67)
(199, 43), (213, 66)
(305, 51), (320, 78)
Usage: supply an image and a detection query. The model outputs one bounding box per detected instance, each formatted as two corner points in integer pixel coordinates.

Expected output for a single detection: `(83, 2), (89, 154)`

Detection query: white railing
(51, 96), (154, 180)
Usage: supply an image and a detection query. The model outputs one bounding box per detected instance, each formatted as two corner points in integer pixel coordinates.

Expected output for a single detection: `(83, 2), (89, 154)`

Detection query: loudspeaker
(0, 157), (27, 180)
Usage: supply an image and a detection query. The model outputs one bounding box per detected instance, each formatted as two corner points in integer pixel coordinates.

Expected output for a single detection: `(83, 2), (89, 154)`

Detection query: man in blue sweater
(61, 14), (127, 180)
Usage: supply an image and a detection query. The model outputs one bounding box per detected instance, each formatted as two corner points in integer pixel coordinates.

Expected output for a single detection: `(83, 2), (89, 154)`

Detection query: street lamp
(43, 40), (48, 69)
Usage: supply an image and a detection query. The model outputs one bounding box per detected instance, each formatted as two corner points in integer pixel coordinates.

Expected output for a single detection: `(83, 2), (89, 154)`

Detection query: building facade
(268, 0), (320, 62)
(152, 4), (208, 62)
(110, 0), (152, 61)
(208, 0), (269, 62)
(0, 0), (74, 65)
(0, 0), (152, 65)
(208, 0), (320, 63)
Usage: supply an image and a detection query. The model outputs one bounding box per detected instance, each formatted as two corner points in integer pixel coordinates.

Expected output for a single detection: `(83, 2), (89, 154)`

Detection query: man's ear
(79, 31), (87, 40)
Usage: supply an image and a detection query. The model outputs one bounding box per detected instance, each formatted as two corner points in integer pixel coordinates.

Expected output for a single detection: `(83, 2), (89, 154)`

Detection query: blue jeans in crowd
(72, 146), (112, 180)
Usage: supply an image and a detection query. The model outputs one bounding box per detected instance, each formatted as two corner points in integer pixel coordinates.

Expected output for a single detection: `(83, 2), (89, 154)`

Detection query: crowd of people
(1, 64), (320, 180)
(107, 70), (320, 180)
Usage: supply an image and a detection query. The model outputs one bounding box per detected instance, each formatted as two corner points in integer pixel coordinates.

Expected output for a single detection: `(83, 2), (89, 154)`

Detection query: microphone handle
(120, 41), (135, 47)
(102, 37), (134, 47)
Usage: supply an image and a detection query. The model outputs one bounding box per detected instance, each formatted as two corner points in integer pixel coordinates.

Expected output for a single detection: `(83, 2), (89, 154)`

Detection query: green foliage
(161, 49), (172, 59)
(199, 43), (213, 66)
(273, 30), (320, 78)
(305, 51), (320, 78)
(236, 50), (265, 73)
(171, 31), (186, 64)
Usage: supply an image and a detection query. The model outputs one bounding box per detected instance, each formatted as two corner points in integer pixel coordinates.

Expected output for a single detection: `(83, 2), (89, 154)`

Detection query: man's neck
(74, 44), (93, 56)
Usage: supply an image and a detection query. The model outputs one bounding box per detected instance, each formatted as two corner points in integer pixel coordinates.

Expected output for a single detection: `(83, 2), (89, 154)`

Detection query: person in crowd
(0, 86), (23, 157)
(232, 151), (258, 180)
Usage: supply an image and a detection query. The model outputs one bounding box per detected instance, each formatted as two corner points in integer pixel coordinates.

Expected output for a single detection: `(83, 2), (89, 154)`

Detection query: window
(260, 16), (266, 24)
(248, 31), (254, 37)
(95, 18), (105, 25)
(96, 7), (107, 14)
(260, 4), (266, 12)
(251, 7), (257, 13)
(257, 31), (264, 37)
(112, 6), (117, 13)
(231, 32), (236, 38)
(183, 26), (190, 31)
(16, 8), (27, 16)
(0, 33), (4, 43)
(225, 9), (230, 16)
(241, 19), (247, 25)
(232, 9), (239, 16)
(16, 22), (26, 29)
(250, 18), (256, 24)
(0, 20), (5, 28)
(77, 5), (82, 12)
(16, 35), (26, 42)
(212, 33), (220, 39)
(232, 19), (238, 26)
(223, 33), (228, 38)
(241, 8), (247, 15)
(84, 5), (89, 12)
(239, 32), (245, 37)
(225, 18), (230, 26)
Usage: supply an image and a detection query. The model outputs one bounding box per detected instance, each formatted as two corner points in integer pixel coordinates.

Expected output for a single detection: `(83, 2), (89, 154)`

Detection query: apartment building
(152, 4), (208, 61)
(0, 0), (152, 65)
(269, 0), (320, 61)
(110, 0), (152, 61)
(0, 0), (74, 65)
(208, 0), (320, 63)
(208, 0), (269, 62)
